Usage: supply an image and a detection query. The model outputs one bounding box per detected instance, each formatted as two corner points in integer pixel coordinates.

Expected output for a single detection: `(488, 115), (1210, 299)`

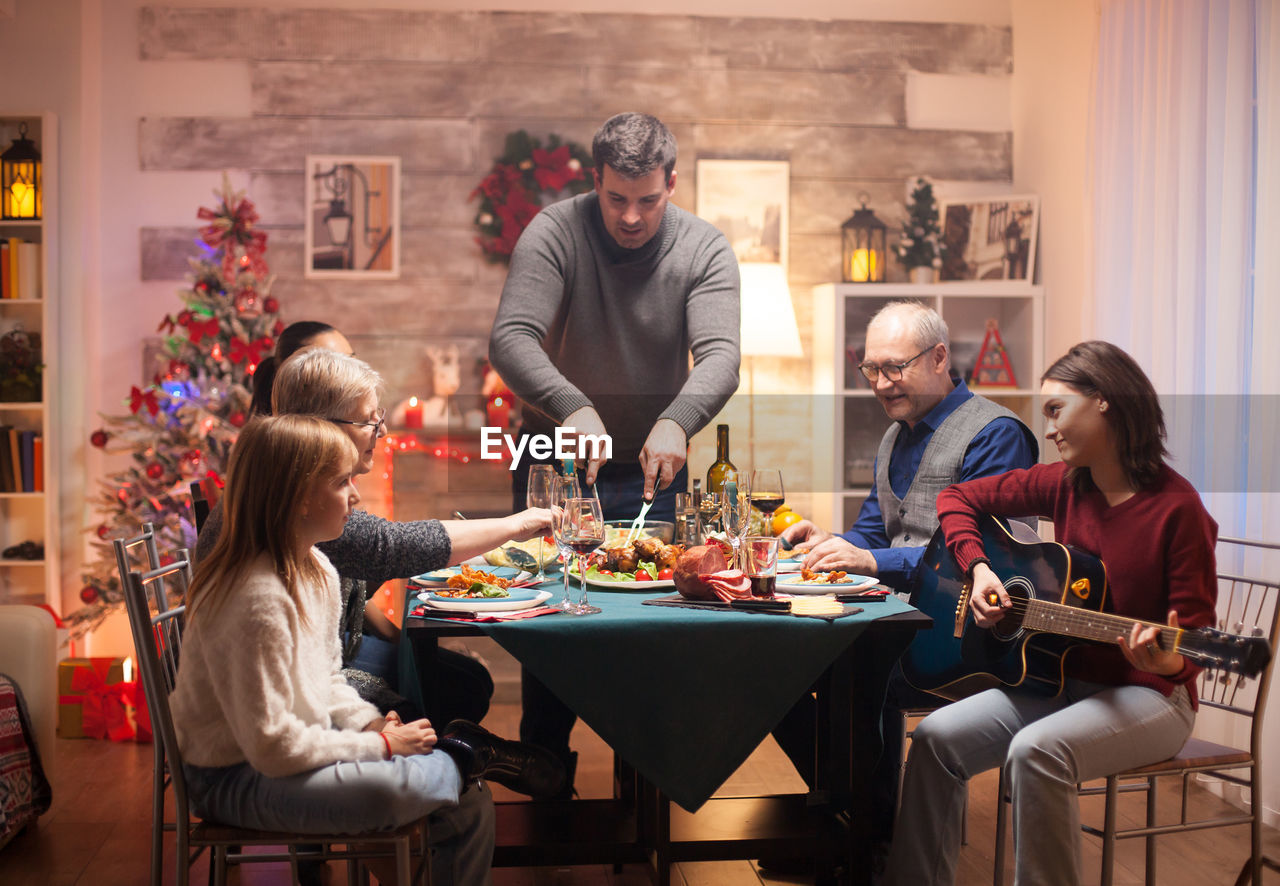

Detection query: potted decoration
(0, 326), (42, 402)
(893, 177), (945, 284)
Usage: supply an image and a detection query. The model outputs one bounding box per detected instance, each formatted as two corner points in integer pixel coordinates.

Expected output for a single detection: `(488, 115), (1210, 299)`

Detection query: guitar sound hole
(990, 576), (1033, 641)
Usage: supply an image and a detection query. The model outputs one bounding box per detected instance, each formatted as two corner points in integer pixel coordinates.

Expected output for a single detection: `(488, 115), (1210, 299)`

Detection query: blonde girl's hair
(271, 346), (384, 420)
(187, 414), (358, 623)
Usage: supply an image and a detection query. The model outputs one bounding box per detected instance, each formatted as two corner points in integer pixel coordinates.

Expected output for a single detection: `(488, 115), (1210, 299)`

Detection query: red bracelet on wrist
(379, 731), (393, 759)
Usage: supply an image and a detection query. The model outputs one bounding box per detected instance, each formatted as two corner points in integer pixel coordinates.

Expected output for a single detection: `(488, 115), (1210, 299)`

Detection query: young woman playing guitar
(885, 341), (1218, 886)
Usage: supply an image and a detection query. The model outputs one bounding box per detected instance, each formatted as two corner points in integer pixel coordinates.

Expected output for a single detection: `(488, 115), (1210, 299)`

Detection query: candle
(849, 248), (877, 283)
(404, 396), (423, 429)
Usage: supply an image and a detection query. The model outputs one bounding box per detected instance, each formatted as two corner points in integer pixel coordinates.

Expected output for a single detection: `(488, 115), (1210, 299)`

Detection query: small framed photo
(695, 159), (789, 267)
(304, 155), (401, 279)
(938, 195), (1039, 282)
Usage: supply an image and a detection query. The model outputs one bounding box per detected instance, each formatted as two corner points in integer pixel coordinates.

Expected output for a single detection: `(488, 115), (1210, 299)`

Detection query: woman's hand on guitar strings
(1119, 609), (1185, 676)
(969, 561), (1010, 627)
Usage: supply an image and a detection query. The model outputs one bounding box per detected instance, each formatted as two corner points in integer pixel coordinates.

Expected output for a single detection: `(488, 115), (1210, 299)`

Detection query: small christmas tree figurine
(68, 176), (283, 637)
(893, 177), (945, 281)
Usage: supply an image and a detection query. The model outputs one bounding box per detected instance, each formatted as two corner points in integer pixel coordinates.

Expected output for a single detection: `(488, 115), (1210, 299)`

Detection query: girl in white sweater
(171, 414), (554, 884)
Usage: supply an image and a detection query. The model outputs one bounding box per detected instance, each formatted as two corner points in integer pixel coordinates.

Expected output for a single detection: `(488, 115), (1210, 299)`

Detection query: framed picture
(304, 155), (400, 278)
(938, 195), (1039, 282)
(695, 160), (789, 267)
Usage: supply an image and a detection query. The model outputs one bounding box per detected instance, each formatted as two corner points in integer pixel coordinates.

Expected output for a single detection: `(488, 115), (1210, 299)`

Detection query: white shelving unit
(811, 281), (1044, 533)
(0, 112), (59, 609)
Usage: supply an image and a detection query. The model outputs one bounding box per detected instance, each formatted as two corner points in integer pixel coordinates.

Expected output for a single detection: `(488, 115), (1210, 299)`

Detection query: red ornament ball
(264, 296), (279, 314)
(146, 462), (164, 480)
(96, 524), (110, 540)
(79, 585), (99, 604)
(177, 310), (193, 325)
(90, 428), (110, 448)
(229, 411), (246, 428)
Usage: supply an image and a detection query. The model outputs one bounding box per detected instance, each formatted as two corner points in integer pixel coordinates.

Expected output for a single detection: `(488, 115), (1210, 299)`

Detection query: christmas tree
(892, 177), (945, 273)
(68, 177), (283, 637)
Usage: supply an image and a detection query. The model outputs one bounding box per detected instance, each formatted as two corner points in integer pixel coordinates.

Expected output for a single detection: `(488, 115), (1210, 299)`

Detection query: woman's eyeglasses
(330, 407), (386, 433)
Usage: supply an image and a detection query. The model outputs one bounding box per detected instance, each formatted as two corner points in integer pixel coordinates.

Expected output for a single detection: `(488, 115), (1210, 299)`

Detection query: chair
(992, 535), (1280, 886)
(120, 545), (432, 886)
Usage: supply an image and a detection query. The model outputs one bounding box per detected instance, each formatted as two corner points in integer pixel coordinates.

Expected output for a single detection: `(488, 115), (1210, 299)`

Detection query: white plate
(417, 589), (553, 612)
(776, 557), (806, 573)
(411, 565), (528, 584)
(584, 575), (676, 590)
(775, 574), (878, 595)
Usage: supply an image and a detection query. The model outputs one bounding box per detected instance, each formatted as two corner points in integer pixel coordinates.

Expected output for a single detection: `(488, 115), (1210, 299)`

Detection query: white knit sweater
(171, 550), (385, 777)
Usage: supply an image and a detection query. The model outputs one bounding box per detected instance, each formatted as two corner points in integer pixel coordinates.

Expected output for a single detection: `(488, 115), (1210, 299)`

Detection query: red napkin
(410, 604), (563, 622)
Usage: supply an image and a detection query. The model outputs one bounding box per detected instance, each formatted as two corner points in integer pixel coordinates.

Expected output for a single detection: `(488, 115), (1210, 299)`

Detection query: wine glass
(748, 469), (785, 535)
(550, 474), (582, 611)
(721, 488), (751, 571)
(559, 497), (605, 616)
(526, 465), (556, 583)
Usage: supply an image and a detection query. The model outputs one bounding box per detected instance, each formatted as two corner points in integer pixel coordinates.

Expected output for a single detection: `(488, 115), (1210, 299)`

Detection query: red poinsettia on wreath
(471, 131), (593, 263)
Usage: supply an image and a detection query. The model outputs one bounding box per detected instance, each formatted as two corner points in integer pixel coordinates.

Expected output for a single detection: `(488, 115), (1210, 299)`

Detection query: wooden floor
(2, 694), (1278, 885)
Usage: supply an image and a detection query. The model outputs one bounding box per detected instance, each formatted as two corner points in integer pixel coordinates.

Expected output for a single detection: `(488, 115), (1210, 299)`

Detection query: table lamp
(738, 262), (803, 471)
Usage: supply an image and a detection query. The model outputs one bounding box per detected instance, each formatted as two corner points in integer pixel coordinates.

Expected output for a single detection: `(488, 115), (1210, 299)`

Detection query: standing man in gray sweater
(488, 112), (741, 792)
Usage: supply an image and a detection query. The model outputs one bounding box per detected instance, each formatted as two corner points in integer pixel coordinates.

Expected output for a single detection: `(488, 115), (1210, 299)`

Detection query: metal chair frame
(120, 539), (432, 886)
(993, 535), (1280, 886)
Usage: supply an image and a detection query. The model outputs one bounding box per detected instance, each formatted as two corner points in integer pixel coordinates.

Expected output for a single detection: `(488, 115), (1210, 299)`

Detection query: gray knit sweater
(489, 192), (741, 460)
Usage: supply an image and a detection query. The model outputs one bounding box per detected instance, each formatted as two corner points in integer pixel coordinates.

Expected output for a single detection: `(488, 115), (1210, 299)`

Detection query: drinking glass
(743, 535), (781, 597)
(697, 490), (723, 537)
(558, 497), (605, 616)
(550, 474), (582, 611)
(721, 488), (751, 571)
(526, 465), (556, 583)
(748, 469), (786, 535)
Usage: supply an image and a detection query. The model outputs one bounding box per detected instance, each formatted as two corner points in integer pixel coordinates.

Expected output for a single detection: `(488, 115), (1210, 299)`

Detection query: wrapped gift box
(57, 656), (140, 741)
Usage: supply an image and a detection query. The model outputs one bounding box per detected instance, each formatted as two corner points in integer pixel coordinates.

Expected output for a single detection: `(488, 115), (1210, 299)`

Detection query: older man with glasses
(763, 300), (1038, 876)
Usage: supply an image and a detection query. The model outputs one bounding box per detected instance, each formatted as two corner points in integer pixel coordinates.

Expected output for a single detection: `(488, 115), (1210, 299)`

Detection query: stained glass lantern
(840, 193), (886, 283)
(1, 123), (41, 220)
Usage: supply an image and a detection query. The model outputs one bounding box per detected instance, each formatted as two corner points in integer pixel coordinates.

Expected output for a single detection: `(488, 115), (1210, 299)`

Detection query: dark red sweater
(937, 462), (1218, 704)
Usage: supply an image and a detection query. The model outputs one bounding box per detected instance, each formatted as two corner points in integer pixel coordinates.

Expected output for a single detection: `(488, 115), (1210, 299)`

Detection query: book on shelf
(6, 427), (18, 491)
(0, 241), (8, 299)
(19, 430), (35, 492)
(16, 242), (39, 300)
(0, 425), (12, 492)
(6, 237), (19, 299)
(32, 434), (42, 492)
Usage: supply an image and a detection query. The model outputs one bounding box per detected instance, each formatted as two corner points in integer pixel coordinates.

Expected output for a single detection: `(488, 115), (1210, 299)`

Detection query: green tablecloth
(408, 589), (916, 812)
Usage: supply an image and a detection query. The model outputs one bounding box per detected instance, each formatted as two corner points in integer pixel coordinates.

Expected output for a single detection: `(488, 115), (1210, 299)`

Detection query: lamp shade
(738, 263), (802, 358)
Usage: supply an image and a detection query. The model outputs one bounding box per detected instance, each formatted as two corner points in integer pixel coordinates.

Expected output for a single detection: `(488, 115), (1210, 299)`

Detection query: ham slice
(673, 545), (751, 602)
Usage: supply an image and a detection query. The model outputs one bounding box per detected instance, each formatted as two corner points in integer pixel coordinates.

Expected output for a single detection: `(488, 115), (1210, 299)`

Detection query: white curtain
(1092, 0), (1280, 826)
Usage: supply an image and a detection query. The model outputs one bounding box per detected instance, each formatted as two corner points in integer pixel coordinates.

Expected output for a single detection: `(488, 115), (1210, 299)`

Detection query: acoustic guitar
(902, 515), (1272, 700)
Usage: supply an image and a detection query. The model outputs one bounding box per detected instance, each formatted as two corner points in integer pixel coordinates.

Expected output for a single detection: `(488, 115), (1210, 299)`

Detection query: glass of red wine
(558, 496), (605, 615)
(748, 469), (785, 535)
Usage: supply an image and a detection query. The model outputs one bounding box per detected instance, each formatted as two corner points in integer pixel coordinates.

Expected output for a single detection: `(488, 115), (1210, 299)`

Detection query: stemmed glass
(526, 465), (556, 583)
(550, 474), (582, 611)
(558, 497), (605, 616)
(748, 469), (786, 535)
(721, 487), (752, 571)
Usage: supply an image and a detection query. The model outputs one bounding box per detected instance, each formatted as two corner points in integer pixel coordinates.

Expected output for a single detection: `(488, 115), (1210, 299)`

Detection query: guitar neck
(1022, 599), (1179, 652)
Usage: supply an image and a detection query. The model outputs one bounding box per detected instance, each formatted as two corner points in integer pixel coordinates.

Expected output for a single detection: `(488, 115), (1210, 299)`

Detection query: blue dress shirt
(841, 380), (1037, 588)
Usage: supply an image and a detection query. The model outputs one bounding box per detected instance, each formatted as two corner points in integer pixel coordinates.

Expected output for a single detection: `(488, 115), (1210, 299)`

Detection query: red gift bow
(129, 385), (160, 417)
(118, 680), (152, 743)
(64, 660), (136, 742)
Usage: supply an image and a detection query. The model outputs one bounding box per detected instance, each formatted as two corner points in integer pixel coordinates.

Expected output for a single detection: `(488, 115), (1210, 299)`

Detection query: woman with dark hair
(248, 321), (353, 417)
(885, 341), (1218, 886)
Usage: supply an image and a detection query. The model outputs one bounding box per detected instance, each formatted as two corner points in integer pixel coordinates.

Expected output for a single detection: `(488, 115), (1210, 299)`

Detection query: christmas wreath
(470, 130), (593, 263)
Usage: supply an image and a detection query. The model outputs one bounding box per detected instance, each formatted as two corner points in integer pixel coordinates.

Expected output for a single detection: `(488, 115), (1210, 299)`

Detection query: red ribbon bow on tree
(185, 316), (221, 345)
(198, 194), (269, 281)
(228, 335), (273, 365)
(129, 385), (160, 417)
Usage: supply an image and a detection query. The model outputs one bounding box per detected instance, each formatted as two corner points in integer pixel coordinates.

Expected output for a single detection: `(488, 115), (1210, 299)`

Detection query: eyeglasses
(858, 345), (937, 382)
(330, 407), (386, 433)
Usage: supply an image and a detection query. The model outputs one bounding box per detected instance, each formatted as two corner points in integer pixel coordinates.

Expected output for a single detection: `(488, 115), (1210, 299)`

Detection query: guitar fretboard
(1021, 599), (1181, 651)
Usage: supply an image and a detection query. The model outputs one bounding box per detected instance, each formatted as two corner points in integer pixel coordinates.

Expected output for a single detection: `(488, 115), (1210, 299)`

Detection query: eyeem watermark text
(480, 426), (612, 471)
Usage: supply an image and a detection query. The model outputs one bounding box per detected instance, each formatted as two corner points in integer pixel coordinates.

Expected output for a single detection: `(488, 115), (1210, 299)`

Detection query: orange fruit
(772, 509), (803, 535)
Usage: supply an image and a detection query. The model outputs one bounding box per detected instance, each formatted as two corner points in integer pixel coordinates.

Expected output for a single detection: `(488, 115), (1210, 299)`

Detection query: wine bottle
(705, 424), (737, 495)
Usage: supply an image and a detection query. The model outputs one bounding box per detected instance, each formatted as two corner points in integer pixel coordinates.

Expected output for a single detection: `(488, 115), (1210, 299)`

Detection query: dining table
(399, 580), (931, 886)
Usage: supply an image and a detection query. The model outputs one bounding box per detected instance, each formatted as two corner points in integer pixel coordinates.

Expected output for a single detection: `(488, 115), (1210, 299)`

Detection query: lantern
(840, 194), (886, 283)
(1, 123), (41, 220)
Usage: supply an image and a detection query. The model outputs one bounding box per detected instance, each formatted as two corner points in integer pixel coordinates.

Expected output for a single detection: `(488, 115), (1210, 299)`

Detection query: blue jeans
(885, 680), (1194, 886)
(185, 754), (494, 885)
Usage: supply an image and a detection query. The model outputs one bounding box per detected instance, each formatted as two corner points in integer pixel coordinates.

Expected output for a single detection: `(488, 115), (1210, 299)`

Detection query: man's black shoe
(438, 719), (567, 799)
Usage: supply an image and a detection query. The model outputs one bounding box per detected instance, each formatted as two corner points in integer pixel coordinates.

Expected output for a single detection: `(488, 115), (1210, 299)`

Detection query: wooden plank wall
(135, 6), (1012, 509)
